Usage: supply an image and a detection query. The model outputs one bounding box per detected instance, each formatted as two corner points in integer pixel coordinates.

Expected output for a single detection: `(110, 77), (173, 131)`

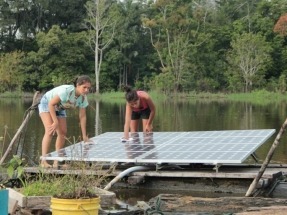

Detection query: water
(0, 98), (285, 165)
(1, 97), (286, 207)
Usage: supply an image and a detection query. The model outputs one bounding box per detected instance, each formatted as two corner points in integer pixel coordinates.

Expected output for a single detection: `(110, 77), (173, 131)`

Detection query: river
(0, 97), (286, 165)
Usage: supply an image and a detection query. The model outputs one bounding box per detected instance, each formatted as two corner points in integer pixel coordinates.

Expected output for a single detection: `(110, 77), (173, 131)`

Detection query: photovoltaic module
(42, 129), (275, 165)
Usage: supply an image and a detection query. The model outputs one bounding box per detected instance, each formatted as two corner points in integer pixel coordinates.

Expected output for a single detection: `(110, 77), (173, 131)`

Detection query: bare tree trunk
(85, 0), (116, 93)
(94, 100), (101, 136)
(245, 118), (287, 196)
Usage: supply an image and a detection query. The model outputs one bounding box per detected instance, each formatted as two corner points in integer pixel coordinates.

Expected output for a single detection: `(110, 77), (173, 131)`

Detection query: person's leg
(55, 117), (67, 151)
(142, 119), (149, 132)
(40, 112), (54, 167)
(130, 111), (140, 132)
(53, 117), (67, 168)
(141, 108), (151, 132)
(130, 119), (139, 132)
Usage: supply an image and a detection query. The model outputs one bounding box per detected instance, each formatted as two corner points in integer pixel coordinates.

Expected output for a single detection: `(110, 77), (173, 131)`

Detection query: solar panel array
(42, 129), (275, 165)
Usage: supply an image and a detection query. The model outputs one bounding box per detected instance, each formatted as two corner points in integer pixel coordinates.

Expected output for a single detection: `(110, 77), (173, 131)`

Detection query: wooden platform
(24, 164), (287, 180)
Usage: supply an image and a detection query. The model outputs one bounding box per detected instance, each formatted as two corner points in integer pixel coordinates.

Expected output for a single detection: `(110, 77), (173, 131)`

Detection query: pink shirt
(132, 91), (149, 112)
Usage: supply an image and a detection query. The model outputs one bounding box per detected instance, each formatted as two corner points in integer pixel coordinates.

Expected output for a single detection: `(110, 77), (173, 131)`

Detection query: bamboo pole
(0, 91), (40, 165)
(245, 118), (287, 197)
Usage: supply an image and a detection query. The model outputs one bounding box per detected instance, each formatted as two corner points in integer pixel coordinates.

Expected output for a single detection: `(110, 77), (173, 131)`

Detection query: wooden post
(245, 118), (287, 197)
(0, 92), (41, 165)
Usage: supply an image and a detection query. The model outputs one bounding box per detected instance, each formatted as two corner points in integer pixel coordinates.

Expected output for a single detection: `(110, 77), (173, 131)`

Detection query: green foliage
(96, 91), (125, 103)
(227, 33), (272, 92)
(0, 52), (25, 93)
(278, 74), (286, 93)
(152, 72), (175, 94)
(227, 89), (286, 104)
(6, 155), (27, 187)
(22, 26), (93, 90)
(18, 161), (116, 199)
(1, 0), (287, 94)
(20, 174), (59, 196)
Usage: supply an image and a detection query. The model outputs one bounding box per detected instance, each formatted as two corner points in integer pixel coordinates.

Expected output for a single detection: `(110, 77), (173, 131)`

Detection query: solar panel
(42, 129), (275, 165)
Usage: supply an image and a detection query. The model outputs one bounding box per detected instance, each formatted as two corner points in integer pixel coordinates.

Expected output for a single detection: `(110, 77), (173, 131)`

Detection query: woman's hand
(145, 124), (153, 133)
(48, 121), (59, 135)
(83, 135), (90, 143)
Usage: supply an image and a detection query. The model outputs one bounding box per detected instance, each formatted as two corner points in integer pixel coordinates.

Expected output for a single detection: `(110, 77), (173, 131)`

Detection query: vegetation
(18, 161), (116, 199)
(1, 0), (287, 94)
(2, 142), (116, 199)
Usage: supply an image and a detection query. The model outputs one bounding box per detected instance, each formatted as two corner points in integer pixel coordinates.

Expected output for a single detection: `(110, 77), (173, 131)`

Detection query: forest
(0, 0), (287, 94)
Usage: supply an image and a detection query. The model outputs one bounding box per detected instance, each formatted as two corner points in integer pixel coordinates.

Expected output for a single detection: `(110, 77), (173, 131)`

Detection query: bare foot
(40, 162), (52, 168)
(52, 161), (58, 169)
(53, 161), (69, 169)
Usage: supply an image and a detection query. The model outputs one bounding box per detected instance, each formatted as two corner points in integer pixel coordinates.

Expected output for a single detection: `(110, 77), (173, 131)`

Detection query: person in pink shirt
(123, 86), (156, 140)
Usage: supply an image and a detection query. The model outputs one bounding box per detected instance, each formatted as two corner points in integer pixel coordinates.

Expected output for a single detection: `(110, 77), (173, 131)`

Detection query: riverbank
(148, 194), (287, 215)
(1, 89), (286, 104)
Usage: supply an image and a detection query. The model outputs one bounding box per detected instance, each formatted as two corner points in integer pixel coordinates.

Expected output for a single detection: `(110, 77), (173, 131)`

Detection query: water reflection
(124, 132), (157, 159)
(0, 98), (286, 164)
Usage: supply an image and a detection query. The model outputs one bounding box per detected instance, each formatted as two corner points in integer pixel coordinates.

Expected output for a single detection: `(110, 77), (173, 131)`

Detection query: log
(0, 92), (41, 165)
(148, 194), (287, 214)
(245, 118), (287, 197)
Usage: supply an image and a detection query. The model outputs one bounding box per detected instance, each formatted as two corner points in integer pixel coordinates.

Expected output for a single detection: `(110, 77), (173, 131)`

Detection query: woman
(38, 75), (92, 168)
(123, 86), (156, 140)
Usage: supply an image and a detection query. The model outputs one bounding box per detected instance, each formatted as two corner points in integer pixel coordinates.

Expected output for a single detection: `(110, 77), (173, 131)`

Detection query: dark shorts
(132, 108), (151, 120)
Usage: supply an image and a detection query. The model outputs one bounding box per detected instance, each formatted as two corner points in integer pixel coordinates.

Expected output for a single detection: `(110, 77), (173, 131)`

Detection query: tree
(274, 14), (287, 36)
(142, 0), (210, 93)
(227, 32), (272, 92)
(0, 51), (25, 92)
(85, 0), (118, 94)
(22, 25), (93, 91)
(113, 0), (153, 88)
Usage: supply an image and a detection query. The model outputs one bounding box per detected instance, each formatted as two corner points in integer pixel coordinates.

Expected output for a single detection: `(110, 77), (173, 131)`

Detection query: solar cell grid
(42, 129), (275, 165)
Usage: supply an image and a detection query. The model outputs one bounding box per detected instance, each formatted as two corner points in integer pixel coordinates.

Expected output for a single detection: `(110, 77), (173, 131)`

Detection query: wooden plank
(24, 166), (287, 179)
(271, 182), (287, 198)
(8, 187), (116, 210)
(94, 187), (116, 208)
(8, 188), (27, 207)
(8, 198), (18, 214)
(130, 169), (282, 179)
(25, 196), (50, 209)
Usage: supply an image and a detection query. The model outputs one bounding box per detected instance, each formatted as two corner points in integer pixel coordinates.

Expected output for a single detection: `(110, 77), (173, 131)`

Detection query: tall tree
(85, 0), (118, 93)
(227, 32), (272, 92)
(142, 0), (209, 93)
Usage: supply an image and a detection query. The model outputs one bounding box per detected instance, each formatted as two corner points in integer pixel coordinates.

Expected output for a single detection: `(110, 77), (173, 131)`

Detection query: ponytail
(124, 85), (138, 102)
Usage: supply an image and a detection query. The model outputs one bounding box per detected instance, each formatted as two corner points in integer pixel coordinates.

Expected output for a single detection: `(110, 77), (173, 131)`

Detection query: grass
(1, 89), (287, 104)
(0, 91), (35, 98)
(226, 90), (287, 104)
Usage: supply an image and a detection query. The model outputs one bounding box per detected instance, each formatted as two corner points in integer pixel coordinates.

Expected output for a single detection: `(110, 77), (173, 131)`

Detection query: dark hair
(73, 75), (91, 87)
(124, 85), (138, 102)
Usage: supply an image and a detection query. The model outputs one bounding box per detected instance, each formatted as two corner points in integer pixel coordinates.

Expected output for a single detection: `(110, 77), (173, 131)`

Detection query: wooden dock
(24, 163), (287, 180)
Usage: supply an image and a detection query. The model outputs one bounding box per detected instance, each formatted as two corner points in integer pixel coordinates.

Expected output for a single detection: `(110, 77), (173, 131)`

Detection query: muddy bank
(148, 194), (287, 215)
(114, 176), (254, 197)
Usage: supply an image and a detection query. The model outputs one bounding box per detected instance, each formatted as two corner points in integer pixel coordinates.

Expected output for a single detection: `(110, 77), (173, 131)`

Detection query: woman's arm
(144, 93), (156, 132)
(79, 108), (89, 142)
(124, 103), (132, 139)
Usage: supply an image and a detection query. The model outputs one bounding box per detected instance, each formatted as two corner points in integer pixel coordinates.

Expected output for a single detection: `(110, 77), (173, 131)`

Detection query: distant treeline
(0, 0), (287, 94)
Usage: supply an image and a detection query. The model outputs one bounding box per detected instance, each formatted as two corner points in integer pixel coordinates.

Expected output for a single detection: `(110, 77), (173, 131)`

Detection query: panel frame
(41, 129), (276, 166)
